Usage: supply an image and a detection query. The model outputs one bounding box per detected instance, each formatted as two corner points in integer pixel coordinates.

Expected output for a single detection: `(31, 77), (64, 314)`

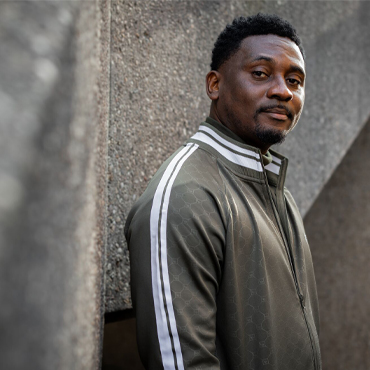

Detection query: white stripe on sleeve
(150, 143), (198, 370)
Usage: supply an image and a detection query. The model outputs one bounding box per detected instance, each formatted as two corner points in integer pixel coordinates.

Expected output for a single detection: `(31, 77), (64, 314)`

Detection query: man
(125, 14), (321, 370)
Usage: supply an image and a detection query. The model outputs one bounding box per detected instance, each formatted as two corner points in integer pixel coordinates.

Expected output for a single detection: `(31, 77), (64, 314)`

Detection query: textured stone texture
(0, 1), (110, 368)
(304, 117), (370, 370)
(106, 0), (370, 312)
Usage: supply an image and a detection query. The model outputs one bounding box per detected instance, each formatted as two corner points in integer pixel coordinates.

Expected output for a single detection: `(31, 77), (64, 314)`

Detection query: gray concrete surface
(305, 116), (370, 370)
(0, 1), (110, 368)
(106, 0), (370, 312)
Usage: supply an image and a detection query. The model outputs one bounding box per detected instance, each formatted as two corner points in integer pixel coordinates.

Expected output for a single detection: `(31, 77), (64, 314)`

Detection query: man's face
(208, 34), (306, 151)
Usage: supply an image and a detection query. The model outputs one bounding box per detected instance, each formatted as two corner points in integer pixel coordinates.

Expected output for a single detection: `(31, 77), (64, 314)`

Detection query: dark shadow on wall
(102, 310), (144, 370)
(304, 116), (370, 370)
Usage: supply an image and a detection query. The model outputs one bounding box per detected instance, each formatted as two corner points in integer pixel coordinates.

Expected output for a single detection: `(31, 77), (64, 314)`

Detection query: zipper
(300, 297), (321, 370)
(262, 155), (320, 370)
(261, 159), (303, 301)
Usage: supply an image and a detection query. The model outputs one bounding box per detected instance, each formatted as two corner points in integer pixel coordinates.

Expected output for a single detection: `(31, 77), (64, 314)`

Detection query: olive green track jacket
(125, 118), (321, 370)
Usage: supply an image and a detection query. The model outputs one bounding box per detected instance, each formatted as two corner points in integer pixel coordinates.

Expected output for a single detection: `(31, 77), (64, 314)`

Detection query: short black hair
(211, 13), (305, 71)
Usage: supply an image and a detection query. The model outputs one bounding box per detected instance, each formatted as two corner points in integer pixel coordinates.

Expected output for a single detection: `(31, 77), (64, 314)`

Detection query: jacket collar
(188, 117), (288, 182)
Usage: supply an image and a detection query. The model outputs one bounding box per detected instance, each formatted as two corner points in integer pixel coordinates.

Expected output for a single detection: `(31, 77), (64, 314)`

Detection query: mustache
(255, 104), (293, 119)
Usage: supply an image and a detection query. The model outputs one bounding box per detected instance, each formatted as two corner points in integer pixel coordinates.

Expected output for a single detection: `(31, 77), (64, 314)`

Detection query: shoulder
(284, 187), (304, 223)
(145, 143), (224, 200)
(284, 187), (297, 207)
(125, 143), (226, 235)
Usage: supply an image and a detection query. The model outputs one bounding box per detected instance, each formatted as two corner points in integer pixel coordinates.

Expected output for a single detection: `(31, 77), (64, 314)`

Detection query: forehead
(236, 34), (305, 70)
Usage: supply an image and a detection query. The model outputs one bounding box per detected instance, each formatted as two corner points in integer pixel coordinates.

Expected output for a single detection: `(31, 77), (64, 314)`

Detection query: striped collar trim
(190, 123), (285, 176)
(191, 124), (264, 172)
(265, 154), (282, 175)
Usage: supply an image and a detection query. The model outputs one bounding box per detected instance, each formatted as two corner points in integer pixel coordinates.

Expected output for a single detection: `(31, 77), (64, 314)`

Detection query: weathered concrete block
(0, 1), (110, 368)
(305, 117), (370, 370)
(106, 0), (370, 312)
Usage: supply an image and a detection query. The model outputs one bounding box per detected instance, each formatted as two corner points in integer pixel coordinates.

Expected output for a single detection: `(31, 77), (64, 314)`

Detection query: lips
(262, 107), (292, 121)
(264, 111), (289, 120)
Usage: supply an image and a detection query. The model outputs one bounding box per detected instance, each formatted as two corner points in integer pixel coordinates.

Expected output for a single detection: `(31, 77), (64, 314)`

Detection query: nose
(267, 77), (293, 102)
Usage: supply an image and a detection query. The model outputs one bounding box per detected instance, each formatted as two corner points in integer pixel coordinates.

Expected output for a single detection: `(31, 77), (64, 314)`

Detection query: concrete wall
(305, 117), (370, 370)
(0, 1), (110, 368)
(106, 0), (370, 312)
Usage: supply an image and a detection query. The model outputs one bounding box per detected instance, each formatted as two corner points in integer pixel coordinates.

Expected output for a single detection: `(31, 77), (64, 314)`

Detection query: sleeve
(125, 175), (226, 370)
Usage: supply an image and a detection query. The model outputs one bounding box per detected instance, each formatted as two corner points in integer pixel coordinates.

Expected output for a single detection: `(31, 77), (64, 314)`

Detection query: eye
(252, 71), (268, 78)
(287, 78), (301, 86)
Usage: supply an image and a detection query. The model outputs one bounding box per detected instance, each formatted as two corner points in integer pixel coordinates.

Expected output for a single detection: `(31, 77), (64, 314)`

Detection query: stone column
(0, 1), (110, 368)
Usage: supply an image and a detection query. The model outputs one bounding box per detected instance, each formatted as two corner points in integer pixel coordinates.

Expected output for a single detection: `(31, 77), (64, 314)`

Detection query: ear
(206, 70), (221, 101)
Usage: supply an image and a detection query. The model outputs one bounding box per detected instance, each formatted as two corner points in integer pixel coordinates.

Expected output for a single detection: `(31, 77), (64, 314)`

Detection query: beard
(253, 105), (295, 145)
(254, 119), (287, 145)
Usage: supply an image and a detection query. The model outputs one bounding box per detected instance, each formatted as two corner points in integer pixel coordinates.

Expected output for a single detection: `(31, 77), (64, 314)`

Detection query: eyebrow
(251, 56), (306, 77)
(252, 56), (274, 63)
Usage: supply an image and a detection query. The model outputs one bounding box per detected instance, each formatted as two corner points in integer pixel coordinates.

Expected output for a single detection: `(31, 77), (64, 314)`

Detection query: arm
(126, 177), (226, 370)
